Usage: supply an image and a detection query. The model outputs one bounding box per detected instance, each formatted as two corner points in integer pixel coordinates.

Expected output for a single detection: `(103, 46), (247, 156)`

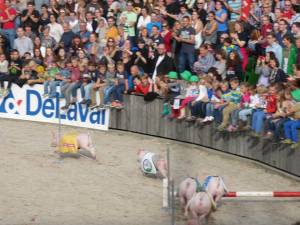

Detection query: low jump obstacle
(225, 192), (300, 197)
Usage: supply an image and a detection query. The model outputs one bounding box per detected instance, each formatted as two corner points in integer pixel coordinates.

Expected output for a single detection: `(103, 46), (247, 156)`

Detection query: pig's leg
(77, 134), (96, 159)
(198, 214), (207, 225)
(51, 130), (58, 147)
(156, 159), (167, 178)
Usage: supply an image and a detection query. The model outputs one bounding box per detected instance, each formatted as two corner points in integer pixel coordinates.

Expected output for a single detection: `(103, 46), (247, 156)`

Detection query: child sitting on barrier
(80, 62), (99, 107)
(43, 62), (60, 98)
(187, 76), (210, 121)
(135, 74), (152, 96)
(0, 53), (9, 96)
(237, 86), (266, 130)
(177, 75), (200, 120)
(103, 63), (117, 107)
(250, 84), (279, 137)
(217, 78), (241, 131)
(61, 57), (81, 110)
(161, 71), (181, 116)
(200, 81), (222, 124)
(281, 89), (300, 148)
(263, 88), (293, 141)
(226, 82), (251, 132)
(90, 63), (107, 109)
(213, 81), (231, 124)
(110, 62), (127, 109)
(0, 49), (23, 98)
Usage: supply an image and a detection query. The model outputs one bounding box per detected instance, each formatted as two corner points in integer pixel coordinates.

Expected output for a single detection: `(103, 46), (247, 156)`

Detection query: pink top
(70, 67), (81, 82)
(240, 92), (251, 107)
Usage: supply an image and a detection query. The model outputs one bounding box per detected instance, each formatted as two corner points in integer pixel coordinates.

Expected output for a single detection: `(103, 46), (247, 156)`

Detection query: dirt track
(0, 119), (299, 225)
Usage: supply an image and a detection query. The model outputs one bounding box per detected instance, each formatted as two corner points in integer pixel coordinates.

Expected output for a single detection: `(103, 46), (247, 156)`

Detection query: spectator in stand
(86, 11), (98, 33)
(276, 19), (292, 47)
(160, 22), (172, 56)
(193, 44), (215, 75)
(105, 16), (119, 40)
(137, 7), (150, 30)
(226, 50), (243, 81)
(134, 74), (152, 95)
(250, 84), (279, 136)
(120, 1), (137, 46)
(260, 15), (273, 49)
(174, 16), (195, 73)
(282, 0), (294, 22)
(60, 23), (75, 52)
(150, 43), (175, 81)
(0, 0), (17, 49)
(202, 11), (218, 45)
(61, 57), (81, 110)
(0, 49), (24, 97)
(215, 1), (228, 39)
(150, 25), (163, 48)
(223, 0), (242, 33)
(13, 27), (33, 57)
(21, 2), (40, 33)
(266, 32), (283, 67)
(292, 22), (300, 39)
(195, 0), (207, 25)
(48, 14), (63, 44)
(230, 21), (248, 71)
(57, 8), (70, 25)
(77, 21), (91, 46)
(146, 12), (161, 34)
(282, 34), (297, 76)
(268, 57), (287, 84)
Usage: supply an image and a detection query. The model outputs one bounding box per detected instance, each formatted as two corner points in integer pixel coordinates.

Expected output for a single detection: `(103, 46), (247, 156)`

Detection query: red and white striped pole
(224, 192), (300, 198)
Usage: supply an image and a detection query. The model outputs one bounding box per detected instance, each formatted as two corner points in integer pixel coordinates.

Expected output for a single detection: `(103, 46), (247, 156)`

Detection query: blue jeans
(284, 119), (300, 142)
(49, 80), (66, 97)
(104, 85), (115, 104)
(267, 118), (287, 140)
(230, 109), (240, 126)
(71, 81), (82, 98)
(178, 50), (195, 73)
(113, 83), (125, 102)
(205, 103), (214, 117)
(239, 108), (253, 121)
(213, 105), (226, 124)
(44, 80), (50, 95)
(1, 29), (15, 50)
(251, 110), (266, 133)
(80, 82), (94, 100)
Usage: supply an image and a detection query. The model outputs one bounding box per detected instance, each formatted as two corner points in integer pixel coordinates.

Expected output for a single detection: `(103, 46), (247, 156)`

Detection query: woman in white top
(137, 8), (151, 30)
(191, 10), (203, 49)
(48, 14), (63, 43)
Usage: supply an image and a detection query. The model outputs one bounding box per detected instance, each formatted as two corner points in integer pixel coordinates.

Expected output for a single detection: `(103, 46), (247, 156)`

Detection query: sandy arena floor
(0, 119), (300, 225)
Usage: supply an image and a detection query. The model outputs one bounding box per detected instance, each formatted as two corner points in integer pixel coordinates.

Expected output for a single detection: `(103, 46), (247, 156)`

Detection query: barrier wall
(110, 95), (300, 177)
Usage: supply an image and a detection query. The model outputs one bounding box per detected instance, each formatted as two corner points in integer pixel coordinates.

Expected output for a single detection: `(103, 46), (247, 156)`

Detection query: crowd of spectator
(0, 0), (300, 147)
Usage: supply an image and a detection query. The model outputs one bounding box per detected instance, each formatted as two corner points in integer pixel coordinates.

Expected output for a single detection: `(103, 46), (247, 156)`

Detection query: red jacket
(266, 94), (277, 113)
(135, 83), (150, 95)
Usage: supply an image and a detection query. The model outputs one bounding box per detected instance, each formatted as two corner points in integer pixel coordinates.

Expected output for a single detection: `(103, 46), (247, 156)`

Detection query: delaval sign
(0, 84), (109, 130)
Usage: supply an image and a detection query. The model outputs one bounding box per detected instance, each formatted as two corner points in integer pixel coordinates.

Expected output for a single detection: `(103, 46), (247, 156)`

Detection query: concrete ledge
(109, 95), (300, 177)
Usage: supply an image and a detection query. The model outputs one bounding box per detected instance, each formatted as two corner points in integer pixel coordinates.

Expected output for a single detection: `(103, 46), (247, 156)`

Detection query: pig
(137, 149), (168, 178)
(178, 177), (202, 208)
(51, 131), (96, 159)
(184, 191), (216, 225)
(202, 176), (228, 205)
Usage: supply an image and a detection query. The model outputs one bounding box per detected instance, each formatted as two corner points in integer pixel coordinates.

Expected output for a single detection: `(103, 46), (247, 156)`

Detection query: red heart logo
(16, 99), (22, 106)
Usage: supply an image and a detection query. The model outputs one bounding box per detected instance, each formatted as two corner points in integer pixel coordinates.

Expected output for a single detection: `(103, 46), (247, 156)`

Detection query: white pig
(202, 176), (228, 205)
(137, 149), (168, 178)
(185, 191), (216, 225)
(178, 177), (203, 208)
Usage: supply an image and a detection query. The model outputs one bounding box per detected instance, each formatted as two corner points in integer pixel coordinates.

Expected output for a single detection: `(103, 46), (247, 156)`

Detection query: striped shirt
(228, 0), (241, 21)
